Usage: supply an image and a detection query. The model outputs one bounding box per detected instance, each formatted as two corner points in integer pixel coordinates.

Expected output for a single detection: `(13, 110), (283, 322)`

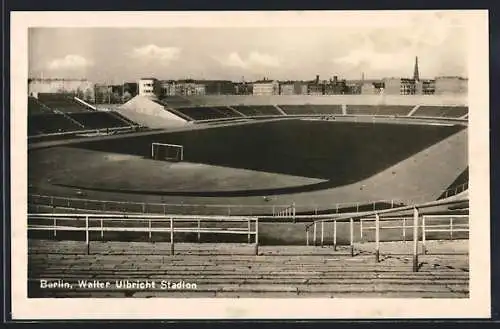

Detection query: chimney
(316, 75), (319, 84)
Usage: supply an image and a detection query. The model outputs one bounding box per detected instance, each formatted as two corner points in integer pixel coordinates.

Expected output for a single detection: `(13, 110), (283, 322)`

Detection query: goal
(151, 142), (184, 162)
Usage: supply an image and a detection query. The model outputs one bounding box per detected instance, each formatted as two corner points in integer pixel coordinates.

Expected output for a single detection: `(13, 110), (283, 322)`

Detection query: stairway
(28, 240), (469, 298)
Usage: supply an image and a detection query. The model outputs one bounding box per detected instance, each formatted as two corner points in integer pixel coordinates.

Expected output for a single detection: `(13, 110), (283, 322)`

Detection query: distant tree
(84, 89), (94, 103)
(122, 91), (132, 103)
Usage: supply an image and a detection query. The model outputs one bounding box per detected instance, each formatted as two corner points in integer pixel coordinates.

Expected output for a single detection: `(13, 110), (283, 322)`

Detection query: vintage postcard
(10, 10), (490, 319)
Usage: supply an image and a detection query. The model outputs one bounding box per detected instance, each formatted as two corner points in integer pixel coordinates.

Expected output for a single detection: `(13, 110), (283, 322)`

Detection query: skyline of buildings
(28, 56), (468, 103)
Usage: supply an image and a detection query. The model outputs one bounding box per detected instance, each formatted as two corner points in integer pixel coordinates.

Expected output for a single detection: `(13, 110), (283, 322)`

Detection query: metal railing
(28, 182), (467, 217)
(28, 213), (260, 255)
(273, 203), (296, 219)
(359, 213), (469, 243)
(304, 198), (469, 272)
(421, 215), (469, 254)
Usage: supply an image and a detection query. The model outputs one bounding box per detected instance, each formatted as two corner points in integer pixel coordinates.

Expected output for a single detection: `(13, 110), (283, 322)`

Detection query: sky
(28, 12), (467, 84)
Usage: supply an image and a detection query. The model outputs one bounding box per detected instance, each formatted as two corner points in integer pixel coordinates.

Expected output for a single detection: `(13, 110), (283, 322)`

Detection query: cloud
(218, 51), (281, 69)
(247, 52), (281, 67)
(47, 55), (93, 70)
(225, 52), (248, 68)
(129, 44), (181, 64)
(332, 21), (466, 78)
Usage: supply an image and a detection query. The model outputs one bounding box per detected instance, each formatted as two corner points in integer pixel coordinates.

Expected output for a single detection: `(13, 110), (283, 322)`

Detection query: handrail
(304, 197), (468, 272)
(304, 197), (468, 229)
(28, 213), (257, 221)
(28, 213), (260, 255)
(28, 182), (468, 217)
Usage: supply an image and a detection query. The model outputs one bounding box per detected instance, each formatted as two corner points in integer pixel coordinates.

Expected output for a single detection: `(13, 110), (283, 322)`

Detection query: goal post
(151, 142), (184, 162)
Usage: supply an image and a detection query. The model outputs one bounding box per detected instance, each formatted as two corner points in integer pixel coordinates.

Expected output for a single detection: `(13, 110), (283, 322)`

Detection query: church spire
(413, 56), (420, 81)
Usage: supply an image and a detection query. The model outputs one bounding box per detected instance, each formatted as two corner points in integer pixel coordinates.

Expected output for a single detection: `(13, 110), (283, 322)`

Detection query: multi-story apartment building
(202, 80), (235, 95)
(28, 78), (94, 101)
(138, 77), (161, 98)
(279, 81), (307, 95)
(419, 79), (436, 95)
(253, 79), (279, 96)
(234, 82), (253, 95)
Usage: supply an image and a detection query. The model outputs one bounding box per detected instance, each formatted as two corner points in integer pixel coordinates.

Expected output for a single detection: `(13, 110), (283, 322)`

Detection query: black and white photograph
(10, 10), (490, 319)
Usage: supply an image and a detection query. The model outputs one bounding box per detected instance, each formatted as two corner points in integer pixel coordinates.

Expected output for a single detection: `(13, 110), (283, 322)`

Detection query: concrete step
(29, 290), (469, 298)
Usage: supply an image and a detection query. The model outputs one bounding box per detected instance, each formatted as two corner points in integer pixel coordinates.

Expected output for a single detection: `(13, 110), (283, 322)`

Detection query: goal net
(151, 142), (184, 162)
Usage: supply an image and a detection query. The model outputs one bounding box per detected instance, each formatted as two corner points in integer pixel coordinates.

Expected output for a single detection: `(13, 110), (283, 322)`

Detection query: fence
(421, 215), (469, 254)
(273, 203), (296, 219)
(28, 213), (260, 255)
(359, 214), (469, 243)
(305, 198), (469, 272)
(28, 181), (468, 217)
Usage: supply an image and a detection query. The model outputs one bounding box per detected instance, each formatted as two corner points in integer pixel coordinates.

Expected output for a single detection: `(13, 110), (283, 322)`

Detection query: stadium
(27, 91), (469, 298)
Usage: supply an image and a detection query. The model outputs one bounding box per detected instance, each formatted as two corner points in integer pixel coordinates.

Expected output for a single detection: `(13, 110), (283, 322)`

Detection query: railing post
(450, 217), (454, 240)
(422, 216), (427, 255)
(375, 214), (380, 263)
(320, 221), (324, 247)
(403, 217), (406, 242)
(148, 218), (151, 240)
(101, 218), (104, 239)
(198, 219), (201, 243)
(53, 217), (57, 238)
(313, 222), (317, 246)
(272, 206), (275, 216)
(360, 219), (363, 239)
(306, 227), (309, 246)
(254, 218), (259, 256)
(333, 219), (337, 251)
(163, 204), (166, 215)
(350, 218), (354, 257)
(412, 208), (419, 272)
(142, 203), (146, 213)
(170, 217), (174, 255)
(85, 215), (89, 255)
(247, 219), (251, 244)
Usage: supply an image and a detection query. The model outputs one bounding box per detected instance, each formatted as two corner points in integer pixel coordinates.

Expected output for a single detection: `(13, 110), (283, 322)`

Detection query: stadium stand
(279, 104), (343, 115)
(231, 105), (284, 116)
(108, 111), (140, 126)
(174, 106), (237, 121)
(411, 106), (469, 118)
(28, 113), (85, 135)
(28, 97), (53, 115)
(210, 106), (243, 118)
(346, 105), (414, 116)
(160, 96), (195, 108)
(37, 93), (94, 113)
(67, 112), (133, 129)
